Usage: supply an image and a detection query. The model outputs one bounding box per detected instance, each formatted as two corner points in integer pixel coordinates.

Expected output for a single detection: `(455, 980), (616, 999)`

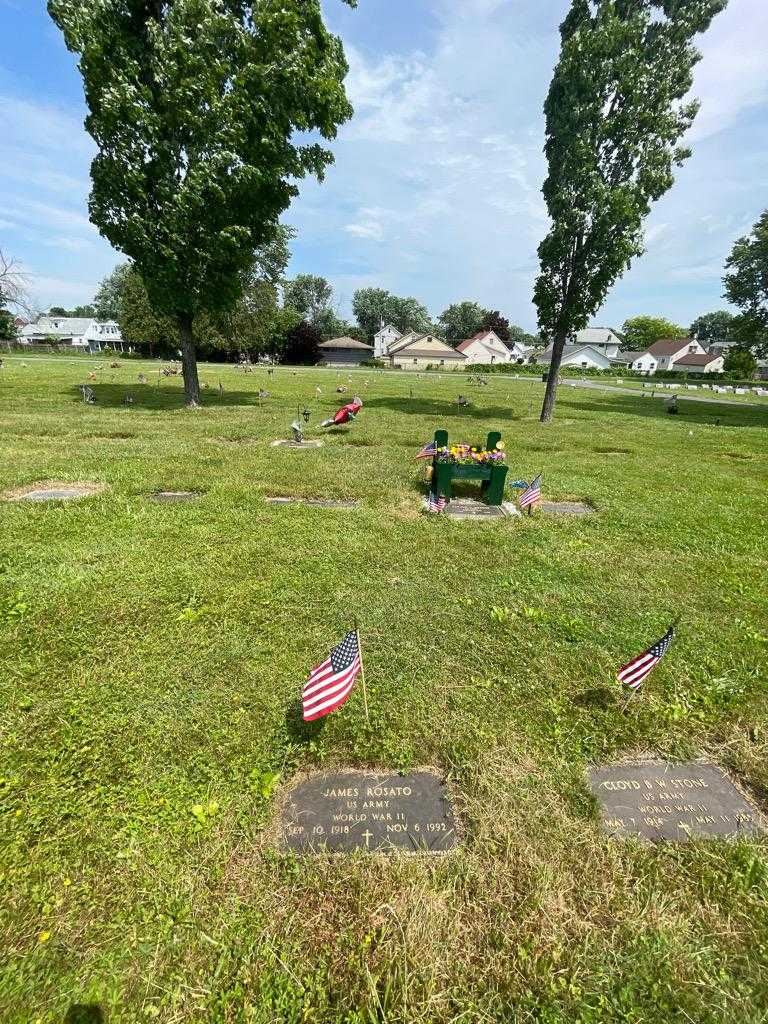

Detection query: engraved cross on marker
(361, 829), (374, 848)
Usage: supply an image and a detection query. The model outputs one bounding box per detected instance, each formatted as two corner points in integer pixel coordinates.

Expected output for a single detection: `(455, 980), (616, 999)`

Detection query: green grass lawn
(1, 355), (767, 1023)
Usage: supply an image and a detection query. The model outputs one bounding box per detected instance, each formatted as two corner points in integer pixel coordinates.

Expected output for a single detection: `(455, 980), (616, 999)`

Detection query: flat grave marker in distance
(281, 770), (458, 854)
(539, 500), (593, 516)
(270, 439), (324, 449)
(588, 761), (765, 843)
(265, 497), (358, 509)
(151, 491), (201, 503)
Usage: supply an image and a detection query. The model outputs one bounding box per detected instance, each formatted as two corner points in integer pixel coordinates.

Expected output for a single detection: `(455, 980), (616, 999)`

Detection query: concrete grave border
(3, 480), (107, 503)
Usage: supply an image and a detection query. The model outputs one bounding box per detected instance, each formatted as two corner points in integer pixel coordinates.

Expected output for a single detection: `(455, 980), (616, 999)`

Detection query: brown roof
(646, 338), (695, 357)
(394, 348), (466, 359)
(317, 336), (373, 351)
(674, 353), (719, 367)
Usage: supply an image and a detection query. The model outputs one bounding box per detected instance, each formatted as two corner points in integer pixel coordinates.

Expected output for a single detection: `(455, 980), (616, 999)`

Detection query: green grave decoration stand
(432, 429), (508, 505)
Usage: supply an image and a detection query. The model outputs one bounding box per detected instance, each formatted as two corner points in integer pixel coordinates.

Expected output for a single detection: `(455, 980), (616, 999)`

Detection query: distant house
(19, 316), (125, 353)
(317, 336), (374, 366)
(756, 359), (768, 381)
(539, 344), (612, 370)
(644, 337), (707, 371)
(672, 352), (725, 374)
(610, 350), (658, 374)
(455, 329), (514, 365)
(373, 324), (402, 359)
(388, 333), (466, 369)
(573, 328), (623, 359)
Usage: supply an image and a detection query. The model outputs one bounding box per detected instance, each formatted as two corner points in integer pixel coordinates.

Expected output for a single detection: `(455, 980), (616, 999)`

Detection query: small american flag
(617, 624), (676, 691)
(426, 491), (447, 513)
(518, 474), (542, 509)
(416, 440), (437, 460)
(303, 630), (362, 721)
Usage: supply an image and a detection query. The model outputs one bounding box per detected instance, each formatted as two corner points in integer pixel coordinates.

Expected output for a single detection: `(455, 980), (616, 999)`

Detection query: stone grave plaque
(588, 762), (765, 843)
(151, 491), (200, 503)
(281, 770), (458, 854)
(442, 498), (512, 520)
(539, 501), (592, 516)
(270, 439), (323, 449)
(19, 486), (94, 502)
(265, 497), (358, 509)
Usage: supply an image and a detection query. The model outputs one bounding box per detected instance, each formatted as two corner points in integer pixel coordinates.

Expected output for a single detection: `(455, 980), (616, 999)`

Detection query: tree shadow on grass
(64, 383), (269, 410)
(560, 393), (768, 429)
(64, 1006), (104, 1024)
(362, 396), (518, 422)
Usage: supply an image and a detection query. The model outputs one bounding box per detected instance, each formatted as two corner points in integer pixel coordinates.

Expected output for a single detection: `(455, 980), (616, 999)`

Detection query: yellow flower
(62, 878), (72, 888)
(496, 441), (505, 450)
(38, 931), (51, 944)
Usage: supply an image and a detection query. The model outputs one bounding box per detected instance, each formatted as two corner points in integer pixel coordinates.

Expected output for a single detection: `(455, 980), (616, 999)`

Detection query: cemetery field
(2, 355), (768, 1024)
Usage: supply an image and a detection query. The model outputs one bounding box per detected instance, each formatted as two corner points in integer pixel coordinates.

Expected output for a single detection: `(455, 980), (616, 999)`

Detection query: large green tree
(621, 315), (686, 350)
(690, 309), (735, 343)
(437, 301), (489, 344)
(533, 0), (725, 421)
(724, 210), (768, 356)
(283, 274), (333, 324)
(723, 346), (757, 379)
(49, 0), (355, 406)
(352, 287), (433, 340)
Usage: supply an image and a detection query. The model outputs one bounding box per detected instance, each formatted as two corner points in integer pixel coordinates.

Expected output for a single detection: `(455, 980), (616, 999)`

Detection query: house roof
(456, 330), (503, 353)
(388, 331), (426, 354)
(609, 350), (650, 364)
(317, 336), (373, 351)
(540, 344), (608, 362)
(21, 316), (95, 337)
(375, 324), (400, 336)
(674, 353), (720, 367)
(575, 327), (621, 346)
(390, 334), (465, 359)
(646, 338), (695, 357)
(395, 348), (466, 359)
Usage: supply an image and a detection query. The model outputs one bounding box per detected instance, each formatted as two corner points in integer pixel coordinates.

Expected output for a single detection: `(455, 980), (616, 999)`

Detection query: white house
(573, 327), (622, 359)
(455, 329), (514, 365)
(611, 349), (658, 374)
(19, 316), (126, 353)
(373, 323), (402, 359)
(539, 344), (612, 370)
(645, 337), (707, 371)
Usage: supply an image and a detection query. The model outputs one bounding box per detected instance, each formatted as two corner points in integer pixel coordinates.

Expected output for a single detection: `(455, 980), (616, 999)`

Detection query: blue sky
(1, 0), (766, 331)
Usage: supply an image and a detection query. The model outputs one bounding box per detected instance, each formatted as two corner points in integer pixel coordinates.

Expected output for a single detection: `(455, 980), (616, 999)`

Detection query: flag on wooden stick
(617, 624), (676, 692)
(518, 474), (542, 510)
(426, 491), (447, 513)
(303, 630), (362, 721)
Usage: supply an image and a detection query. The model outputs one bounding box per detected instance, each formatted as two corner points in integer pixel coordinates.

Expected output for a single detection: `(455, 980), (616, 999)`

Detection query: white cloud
(344, 220), (385, 242)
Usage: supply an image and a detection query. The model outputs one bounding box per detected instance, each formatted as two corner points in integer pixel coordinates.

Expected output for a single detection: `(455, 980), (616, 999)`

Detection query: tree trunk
(178, 312), (201, 407)
(540, 327), (569, 422)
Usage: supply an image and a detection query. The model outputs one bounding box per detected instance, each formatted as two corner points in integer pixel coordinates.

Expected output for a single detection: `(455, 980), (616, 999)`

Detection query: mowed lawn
(1, 355), (767, 1024)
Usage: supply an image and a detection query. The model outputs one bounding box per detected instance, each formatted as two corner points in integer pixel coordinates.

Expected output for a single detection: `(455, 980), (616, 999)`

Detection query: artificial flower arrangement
(435, 441), (506, 465)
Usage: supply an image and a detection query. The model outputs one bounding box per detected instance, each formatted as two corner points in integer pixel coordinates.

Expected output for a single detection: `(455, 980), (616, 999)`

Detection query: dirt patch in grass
(723, 452), (754, 461)
(89, 432), (137, 440)
(592, 447), (634, 455)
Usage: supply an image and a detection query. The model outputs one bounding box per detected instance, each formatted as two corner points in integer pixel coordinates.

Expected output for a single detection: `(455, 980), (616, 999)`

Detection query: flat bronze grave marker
(440, 498), (520, 520)
(588, 762), (765, 843)
(151, 491), (200, 503)
(10, 483), (104, 502)
(281, 770), (458, 854)
(539, 501), (592, 516)
(270, 439), (323, 449)
(265, 497), (358, 509)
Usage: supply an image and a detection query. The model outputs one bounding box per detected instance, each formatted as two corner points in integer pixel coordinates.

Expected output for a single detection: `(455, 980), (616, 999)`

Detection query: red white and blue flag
(617, 624), (676, 691)
(518, 474), (542, 510)
(303, 630), (362, 721)
(426, 491), (447, 513)
(416, 440), (437, 460)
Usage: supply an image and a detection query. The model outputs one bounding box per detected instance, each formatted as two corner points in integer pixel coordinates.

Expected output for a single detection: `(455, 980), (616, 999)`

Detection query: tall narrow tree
(534, 0), (725, 422)
(48, 0), (355, 406)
